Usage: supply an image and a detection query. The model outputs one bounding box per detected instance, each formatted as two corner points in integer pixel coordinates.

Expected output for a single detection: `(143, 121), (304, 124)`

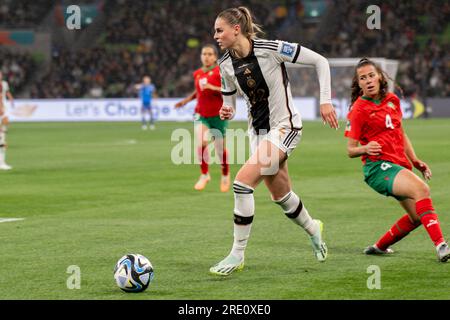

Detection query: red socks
(416, 198), (444, 246)
(198, 146), (229, 176)
(376, 214), (420, 251)
(375, 198), (445, 250)
(198, 146), (209, 174)
(221, 149), (229, 176)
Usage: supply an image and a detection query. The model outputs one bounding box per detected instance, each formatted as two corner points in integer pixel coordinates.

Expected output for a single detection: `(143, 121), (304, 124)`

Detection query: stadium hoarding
(8, 97), (439, 122)
(8, 98), (316, 122)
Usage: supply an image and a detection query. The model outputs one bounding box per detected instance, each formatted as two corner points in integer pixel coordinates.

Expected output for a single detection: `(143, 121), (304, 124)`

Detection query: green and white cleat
(310, 219), (328, 262)
(209, 254), (244, 276)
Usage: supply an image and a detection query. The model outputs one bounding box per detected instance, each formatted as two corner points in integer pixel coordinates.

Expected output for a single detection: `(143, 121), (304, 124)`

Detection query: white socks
(0, 147), (5, 164)
(275, 191), (318, 236)
(230, 181), (255, 260)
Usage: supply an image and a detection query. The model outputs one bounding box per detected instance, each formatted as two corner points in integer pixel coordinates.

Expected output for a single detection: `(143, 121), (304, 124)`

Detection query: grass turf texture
(0, 119), (449, 300)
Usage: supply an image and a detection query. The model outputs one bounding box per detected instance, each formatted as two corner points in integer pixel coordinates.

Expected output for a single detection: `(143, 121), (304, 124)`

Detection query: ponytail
(217, 6), (264, 40)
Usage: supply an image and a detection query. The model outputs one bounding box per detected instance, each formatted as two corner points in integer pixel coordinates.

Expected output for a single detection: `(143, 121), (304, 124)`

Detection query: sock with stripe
(230, 181), (255, 261)
(274, 191), (317, 236)
(416, 198), (445, 247)
(375, 214), (421, 251)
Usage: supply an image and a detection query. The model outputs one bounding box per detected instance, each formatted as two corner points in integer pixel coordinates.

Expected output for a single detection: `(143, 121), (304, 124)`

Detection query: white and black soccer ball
(114, 254), (154, 293)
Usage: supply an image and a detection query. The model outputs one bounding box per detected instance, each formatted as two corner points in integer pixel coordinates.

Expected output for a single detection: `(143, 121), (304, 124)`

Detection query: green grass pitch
(0, 119), (449, 300)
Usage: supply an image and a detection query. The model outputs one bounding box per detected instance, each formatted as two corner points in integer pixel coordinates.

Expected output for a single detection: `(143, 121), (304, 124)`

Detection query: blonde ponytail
(217, 6), (264, 40)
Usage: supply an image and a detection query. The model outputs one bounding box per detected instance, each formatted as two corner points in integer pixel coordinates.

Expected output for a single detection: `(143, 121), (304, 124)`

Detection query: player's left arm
(203, 69), (222, 92)
(296, 47), (338, 129)
(6, 91), (14, 107)
(202, 83), (221, 92)
(403, 130), (432, 180)
(274, 42), (338, 129)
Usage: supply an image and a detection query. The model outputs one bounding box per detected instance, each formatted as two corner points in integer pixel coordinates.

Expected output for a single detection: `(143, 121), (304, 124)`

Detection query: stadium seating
(1, 0), (448, 99)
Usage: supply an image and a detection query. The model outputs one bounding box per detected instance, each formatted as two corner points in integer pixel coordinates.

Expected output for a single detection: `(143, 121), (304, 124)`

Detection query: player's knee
(414, 182), (430, 200)
(410, 182), (430, 201)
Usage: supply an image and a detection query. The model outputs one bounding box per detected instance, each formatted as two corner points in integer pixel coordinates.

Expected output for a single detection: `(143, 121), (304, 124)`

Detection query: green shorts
(195, 114), (228, 138)
(363, 160), (406, 201)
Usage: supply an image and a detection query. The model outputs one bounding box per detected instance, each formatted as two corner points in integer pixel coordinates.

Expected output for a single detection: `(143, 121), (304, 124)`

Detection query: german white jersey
(219, 39), (303, 135)
(0, 80), (9, 104)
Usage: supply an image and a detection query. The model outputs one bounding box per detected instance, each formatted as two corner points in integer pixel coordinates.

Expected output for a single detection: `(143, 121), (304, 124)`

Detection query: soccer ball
(114, 254), (154, 292)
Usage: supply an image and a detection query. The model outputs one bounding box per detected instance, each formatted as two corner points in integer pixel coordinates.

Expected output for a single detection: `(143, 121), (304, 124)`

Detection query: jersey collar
(361, 96), (381, 105)
(201, 64), (216, 73)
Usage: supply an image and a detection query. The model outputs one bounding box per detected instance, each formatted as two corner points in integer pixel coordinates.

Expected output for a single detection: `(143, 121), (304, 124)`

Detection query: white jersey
(0, 80), (10, 106)
(219, 39), (304, 135)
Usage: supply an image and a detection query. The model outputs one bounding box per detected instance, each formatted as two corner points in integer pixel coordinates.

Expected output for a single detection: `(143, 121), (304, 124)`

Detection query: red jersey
(344, 92), (412, 170)
(193, 65), (223, 118)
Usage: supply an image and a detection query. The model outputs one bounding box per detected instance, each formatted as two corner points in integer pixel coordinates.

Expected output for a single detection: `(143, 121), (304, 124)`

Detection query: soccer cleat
(194, 173), (210, 191)
(436, 242), (450, 262)
(220, 175), (230, 192)
(142, 125), (148, 130)
(0, 163), (12, 170)
(209, 254), (244, 276)
(364, 245), (394, 255)
(149, 124), (155, 130)
(310, 219), (327, 262)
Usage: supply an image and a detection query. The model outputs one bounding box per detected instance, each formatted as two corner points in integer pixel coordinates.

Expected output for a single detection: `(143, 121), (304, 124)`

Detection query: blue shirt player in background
(135, 76), (156, 130)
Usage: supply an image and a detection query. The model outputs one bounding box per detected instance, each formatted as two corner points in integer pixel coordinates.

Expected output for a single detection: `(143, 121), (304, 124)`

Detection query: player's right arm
(345, 106), (381, 157)
(347, 138), (382, 158)
(219, 65), (237, 120)
(175, 90), (196, 108)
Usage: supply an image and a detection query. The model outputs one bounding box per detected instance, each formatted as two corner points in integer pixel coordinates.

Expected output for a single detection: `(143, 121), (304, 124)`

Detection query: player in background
(135, 76), (156, 130)
(0, 71), (13, 170)
(175, 44), (230, 192)
(345, 58), (450, 262)
(209, 7), (339, 276)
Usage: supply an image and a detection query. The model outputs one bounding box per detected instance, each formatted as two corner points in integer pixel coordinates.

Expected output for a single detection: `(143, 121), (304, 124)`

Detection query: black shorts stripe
(285, 130), (298, 147)
(221, 90), (237, 96)
(282, 131), (295, 146)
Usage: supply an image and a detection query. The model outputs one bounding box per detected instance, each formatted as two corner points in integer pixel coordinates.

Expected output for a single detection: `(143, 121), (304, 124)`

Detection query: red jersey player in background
(175, 44), (230, 192)
(345, 58), (450, 262)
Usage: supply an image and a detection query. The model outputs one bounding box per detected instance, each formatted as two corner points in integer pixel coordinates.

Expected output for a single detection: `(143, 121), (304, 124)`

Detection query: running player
(209, 7), (338, 276)
(345, 58), (450, 262)
(0, 71), (13, 170)
(135, 76), (156, 130)
(175, 44), (230, 192)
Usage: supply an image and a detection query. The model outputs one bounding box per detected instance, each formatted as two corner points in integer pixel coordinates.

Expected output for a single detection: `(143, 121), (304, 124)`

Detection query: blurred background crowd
(1, 0), (448, 100)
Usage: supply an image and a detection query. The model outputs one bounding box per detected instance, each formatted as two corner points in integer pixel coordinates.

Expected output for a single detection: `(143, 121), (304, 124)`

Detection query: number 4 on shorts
(381, 162), (392, 171)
